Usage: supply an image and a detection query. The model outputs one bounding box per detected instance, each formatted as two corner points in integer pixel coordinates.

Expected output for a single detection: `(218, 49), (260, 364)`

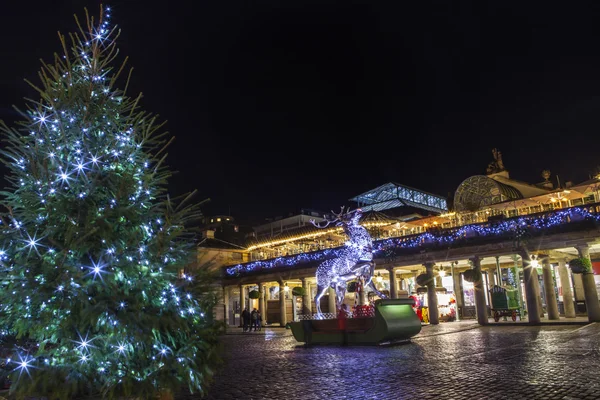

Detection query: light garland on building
(226, 206), (600, 276)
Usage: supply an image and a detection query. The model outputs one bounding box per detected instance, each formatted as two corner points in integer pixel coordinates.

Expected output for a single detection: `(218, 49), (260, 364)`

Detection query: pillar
(451, 262), (461, 321)
(541, 258), (559, 320)
(520, 251), (541, 324)
(557, 259), (576, 318)
(258, 283), (266, 326)
(279, 282), (287, 327)
(471, 256), (488, 325)
(302, 278), (312, 316)
(575, 245), (600, 322)
(223, 286), (230, 327)
(328, 287), (336, 315)
(495, 256), (502, 286)
(452, 263), (464, 311)
(387, 267), (398, 299)
(424, 262), (439, 325)
(534, 266), (544, 318)
(239, 285), (246, 327)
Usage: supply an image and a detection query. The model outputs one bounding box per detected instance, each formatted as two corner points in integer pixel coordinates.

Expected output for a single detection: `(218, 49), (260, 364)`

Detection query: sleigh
(288, 298), (421, 345)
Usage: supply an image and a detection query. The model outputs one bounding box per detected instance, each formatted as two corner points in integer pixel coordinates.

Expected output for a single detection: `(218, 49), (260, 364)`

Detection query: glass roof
(349, 182), (447, 214)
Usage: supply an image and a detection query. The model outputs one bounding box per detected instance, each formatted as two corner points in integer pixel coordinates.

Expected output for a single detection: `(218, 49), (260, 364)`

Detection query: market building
(203, 149), (600, 328)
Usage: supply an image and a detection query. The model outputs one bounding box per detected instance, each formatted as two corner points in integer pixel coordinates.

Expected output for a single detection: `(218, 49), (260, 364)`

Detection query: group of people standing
(241, 307), (262, 332)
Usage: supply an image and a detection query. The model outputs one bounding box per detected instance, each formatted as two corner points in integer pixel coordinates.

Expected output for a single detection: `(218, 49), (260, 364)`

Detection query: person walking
(250, 308), (258, 331)
(241, 307), (250, 332)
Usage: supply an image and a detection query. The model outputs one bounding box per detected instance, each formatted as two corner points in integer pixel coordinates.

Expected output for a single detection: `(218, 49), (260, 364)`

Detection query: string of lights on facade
(226, 205), (600, 276)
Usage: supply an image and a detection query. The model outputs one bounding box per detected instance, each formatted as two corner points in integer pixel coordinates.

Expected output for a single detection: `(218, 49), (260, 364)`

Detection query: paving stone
(174, 321), (600, 399)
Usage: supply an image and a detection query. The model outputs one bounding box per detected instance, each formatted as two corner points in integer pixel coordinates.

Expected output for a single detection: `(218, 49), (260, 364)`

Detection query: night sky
(2, 1), (600, 225)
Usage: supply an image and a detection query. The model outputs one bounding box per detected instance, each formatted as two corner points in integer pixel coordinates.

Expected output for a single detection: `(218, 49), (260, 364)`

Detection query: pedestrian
(250, 308), (258, 331)
(241, 307), (250, 332)
(255, 309), (262, 331)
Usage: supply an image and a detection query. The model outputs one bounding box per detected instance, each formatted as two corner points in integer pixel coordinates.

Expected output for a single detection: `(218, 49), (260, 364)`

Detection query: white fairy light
(13, 354), (35, 377)
(74, 332), (96, 352)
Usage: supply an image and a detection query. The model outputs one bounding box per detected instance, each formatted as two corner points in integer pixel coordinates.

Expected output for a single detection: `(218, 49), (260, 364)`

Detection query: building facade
(205, 150), (600, 328)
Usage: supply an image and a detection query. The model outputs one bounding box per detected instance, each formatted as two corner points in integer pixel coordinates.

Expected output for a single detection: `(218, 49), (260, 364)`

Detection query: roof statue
(542, 170), (551, 181)
(486, 148), (505, 175)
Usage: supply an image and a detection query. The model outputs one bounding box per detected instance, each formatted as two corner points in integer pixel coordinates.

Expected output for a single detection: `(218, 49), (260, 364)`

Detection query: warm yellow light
(284, 284), (289, 292)
(424, 223), (428, 227)
(246, 227), (343, 251)
(563, 190), (571, 194)
(439, 270), (446, 277)
(439, 212), (456, 218)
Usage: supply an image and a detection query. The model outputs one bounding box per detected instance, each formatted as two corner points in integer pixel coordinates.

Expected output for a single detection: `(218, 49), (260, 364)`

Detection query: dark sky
(2, 1), (600, 225)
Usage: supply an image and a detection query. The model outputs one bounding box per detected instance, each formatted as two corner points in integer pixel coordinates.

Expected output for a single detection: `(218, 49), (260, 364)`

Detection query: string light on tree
(0, 5), (220, 399)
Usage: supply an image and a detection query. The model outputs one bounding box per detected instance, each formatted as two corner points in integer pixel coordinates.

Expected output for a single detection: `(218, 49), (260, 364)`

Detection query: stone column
(279, 282), (287, 327)
(541, 258), (559, 320)
(424, 262), (439, 325)
(452, 263), (464, 310)
(258, 283), (267, 326)
(239, 285), (246, 327)
(302, 278), (312, 316)
(557, 259), (576, 318)
(575, 245), (600, 322)
(223, 286), (230, 327)
(387, 267), (397, 299)
(495, 256), (502, 286)
(451, 262), (462, 321)
(471, 256), (488, 325)
(520, 251), (541, 324)
(328, 287), (337, 315)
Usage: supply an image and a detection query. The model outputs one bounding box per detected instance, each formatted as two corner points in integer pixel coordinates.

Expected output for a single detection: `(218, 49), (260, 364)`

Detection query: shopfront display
(412, 287), (457, 323)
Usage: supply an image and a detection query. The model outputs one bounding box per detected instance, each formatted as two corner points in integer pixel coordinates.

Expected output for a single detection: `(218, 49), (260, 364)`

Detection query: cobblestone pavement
(182, 321), (600, 400)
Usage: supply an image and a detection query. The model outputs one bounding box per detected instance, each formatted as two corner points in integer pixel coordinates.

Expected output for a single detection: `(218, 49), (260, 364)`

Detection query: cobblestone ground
(179, 321), (600, 400)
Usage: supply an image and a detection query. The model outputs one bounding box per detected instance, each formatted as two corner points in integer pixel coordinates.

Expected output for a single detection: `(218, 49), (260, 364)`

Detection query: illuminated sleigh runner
(287, 207), (421, 345)
(288, 298), (421, 345)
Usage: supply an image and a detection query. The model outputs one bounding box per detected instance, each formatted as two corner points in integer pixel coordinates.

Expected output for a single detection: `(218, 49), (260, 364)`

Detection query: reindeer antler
(331, 206), (346, 219)
(310, 206), (346, 228)
(310, 218), (333, 228)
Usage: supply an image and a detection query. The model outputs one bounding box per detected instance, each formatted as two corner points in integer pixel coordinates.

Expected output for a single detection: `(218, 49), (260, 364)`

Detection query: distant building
(202, 214), (253, 247)
(253, 208), (332, 241)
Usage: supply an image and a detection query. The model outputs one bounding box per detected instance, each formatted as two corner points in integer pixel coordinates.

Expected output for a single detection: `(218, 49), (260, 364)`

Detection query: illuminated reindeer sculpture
(311, 207), (387, 317)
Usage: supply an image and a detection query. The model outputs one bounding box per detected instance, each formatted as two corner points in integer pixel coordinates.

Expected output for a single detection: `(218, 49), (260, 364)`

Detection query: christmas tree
(0, 5), (221, 399)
